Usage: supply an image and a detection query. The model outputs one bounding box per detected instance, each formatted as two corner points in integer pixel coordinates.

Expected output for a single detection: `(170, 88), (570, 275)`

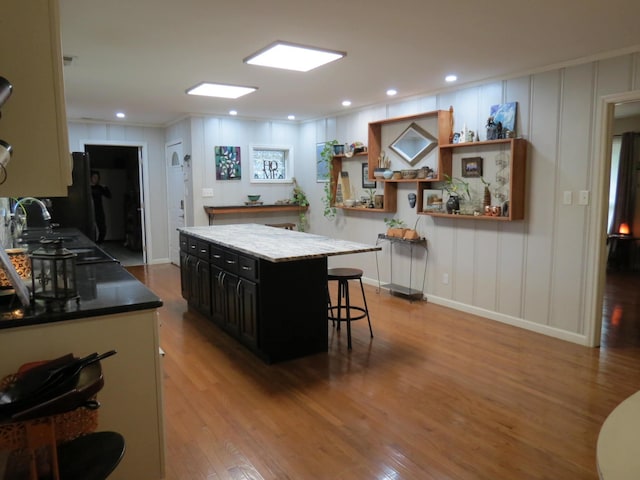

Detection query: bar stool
(327, 267), (373, 349)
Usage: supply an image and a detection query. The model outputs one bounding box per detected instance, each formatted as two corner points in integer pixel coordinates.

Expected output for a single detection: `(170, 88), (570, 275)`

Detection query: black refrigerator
(49, 151), (96, 240)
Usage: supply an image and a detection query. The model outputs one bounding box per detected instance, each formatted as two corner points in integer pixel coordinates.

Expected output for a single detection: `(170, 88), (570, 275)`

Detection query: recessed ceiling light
(342, 100), (352, 107)
(287, 114), (296, 120)
(244, 41), (345, 72)
(229, 110), (238, 116)
(186, 82), (257, 99)
(386, 89), (397, 96)
(445, 74), (458, 83)
(116, 112), (126, 118)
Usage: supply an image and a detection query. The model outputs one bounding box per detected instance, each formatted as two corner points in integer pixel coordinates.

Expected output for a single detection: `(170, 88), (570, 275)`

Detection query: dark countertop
(0, 229), (162, 330)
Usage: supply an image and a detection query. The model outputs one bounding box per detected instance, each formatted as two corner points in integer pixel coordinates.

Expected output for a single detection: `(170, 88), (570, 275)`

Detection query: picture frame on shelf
(461, 156), (483, 178)
(316, 142), (329, 183)
(362, 162), (375, 188)
(422, 189), (444, 212)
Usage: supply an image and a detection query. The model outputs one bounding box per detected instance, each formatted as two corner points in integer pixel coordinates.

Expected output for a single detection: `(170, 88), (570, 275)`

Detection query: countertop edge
(179, 225), (381, 263)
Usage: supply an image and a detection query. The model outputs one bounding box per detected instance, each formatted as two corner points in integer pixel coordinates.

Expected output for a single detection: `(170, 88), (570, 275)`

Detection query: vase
(446, 195), (459, 214)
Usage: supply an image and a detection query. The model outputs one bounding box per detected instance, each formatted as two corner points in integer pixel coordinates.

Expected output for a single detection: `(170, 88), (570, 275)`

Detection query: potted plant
(319, 140), (338, 219)
(443, 174), (470, 214)
(291, 177), (309, 231)
(384, 217), (407, 238)
(403, 217), (421, 240)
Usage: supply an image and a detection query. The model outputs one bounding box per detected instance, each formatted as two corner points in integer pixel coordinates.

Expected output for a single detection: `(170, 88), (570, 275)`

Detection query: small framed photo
(461, 156), (483, 177)
(423, 189), (444, 212)
(362, 162), (375, 188)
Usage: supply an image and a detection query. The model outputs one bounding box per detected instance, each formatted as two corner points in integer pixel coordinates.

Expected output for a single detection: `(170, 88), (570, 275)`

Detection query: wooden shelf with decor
(204, 204), (308, 225)
(418, 137), (527, 221)
(365, 109), (454, 213)
(329, 151), (396, 212)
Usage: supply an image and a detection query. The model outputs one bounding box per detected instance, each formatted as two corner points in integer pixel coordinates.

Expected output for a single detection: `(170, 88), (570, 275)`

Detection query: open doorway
(600, 101), (640, 347)
(84, 144), (145, 267)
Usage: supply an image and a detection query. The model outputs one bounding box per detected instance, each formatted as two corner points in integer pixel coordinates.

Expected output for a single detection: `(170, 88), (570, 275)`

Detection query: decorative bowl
(343, 199), (355, 207)
(373, 168), (386, 178)
(401, 169), (418, 179)
(383, 169), (393, 179)
(247, 194), (261, 202)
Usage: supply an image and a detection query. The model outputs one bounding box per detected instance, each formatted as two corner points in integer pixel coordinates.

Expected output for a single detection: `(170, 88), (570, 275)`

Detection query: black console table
(375, 234), (428, 301)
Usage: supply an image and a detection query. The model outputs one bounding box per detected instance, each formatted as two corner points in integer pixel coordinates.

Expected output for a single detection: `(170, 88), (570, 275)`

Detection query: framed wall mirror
(389, 122), (438, 166)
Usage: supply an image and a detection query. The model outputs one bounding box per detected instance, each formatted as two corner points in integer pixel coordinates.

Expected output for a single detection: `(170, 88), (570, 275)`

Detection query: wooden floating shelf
(204, 204), (308, 224)
(420, 212), (511, 221)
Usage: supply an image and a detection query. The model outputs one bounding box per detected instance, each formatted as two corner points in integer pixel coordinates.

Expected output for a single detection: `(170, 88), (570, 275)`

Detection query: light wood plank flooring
(128, 264), (640, 480)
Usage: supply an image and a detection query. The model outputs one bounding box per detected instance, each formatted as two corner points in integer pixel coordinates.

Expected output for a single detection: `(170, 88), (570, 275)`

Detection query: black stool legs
(327, 268), (373, 350)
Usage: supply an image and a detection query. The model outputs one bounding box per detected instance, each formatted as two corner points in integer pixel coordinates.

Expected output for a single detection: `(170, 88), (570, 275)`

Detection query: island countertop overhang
(178, 224), (380, 262)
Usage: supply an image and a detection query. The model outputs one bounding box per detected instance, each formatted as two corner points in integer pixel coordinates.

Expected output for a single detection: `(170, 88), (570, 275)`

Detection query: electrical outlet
(578, 190), (589, 205)
(442, 273), (449, 285)
(563, 191), (572, 205)
(202, 188), (214, 197)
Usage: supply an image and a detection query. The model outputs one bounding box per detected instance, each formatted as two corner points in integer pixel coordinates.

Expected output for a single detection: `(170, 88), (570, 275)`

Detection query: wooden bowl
(401, 169), (417, 179)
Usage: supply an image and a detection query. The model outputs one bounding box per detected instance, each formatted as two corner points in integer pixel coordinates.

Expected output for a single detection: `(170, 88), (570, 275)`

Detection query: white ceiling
(59, 0), (640, 126)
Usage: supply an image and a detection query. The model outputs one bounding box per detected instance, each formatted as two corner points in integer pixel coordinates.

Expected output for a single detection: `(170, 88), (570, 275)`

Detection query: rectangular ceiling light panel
(244, 41), (345, 72)
(186, 82), (257, 99)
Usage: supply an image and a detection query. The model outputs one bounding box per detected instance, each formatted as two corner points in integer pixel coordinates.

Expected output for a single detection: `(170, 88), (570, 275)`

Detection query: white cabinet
(0, 0), (71, 196)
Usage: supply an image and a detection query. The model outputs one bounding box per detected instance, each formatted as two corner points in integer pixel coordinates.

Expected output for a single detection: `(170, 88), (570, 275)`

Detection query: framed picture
(422, 189), (444, 212)
(490, 102), (517, 133)
(215, 146), (241, 180)
(362, 162), (375, 188)
(461, 156), (483, 177)
(250, 144), (294, 183)
(316, 143), (329, 183)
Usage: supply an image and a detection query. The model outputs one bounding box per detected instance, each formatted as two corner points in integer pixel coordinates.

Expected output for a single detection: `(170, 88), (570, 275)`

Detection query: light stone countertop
(179, 224), (381, 262)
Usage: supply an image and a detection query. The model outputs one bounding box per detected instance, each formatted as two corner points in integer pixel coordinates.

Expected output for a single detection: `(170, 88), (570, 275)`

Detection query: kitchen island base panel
(258, 257), (329, 363)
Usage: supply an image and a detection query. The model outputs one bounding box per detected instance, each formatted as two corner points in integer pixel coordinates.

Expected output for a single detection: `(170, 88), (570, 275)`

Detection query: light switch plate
(202, 188), (214, 197)
(578, 190), (589, 205)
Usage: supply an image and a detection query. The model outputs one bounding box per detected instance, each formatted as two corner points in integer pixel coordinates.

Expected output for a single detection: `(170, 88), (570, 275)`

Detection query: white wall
(67, 122), (168, 263)
(71, 50), (640, 346)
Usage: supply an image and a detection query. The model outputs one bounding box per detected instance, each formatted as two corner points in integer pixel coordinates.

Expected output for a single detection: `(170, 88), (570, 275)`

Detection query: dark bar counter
(0, 227), (161, 329)
(0, 262), (162, 329)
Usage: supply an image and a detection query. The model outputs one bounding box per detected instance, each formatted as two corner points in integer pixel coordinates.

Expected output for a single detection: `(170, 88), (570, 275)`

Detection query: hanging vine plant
(319, 140), (339, 220)
(291, 177), (309, 232)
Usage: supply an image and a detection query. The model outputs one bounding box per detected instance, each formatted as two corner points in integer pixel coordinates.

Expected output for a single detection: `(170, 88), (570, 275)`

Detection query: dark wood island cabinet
(179, 225), (380, 363)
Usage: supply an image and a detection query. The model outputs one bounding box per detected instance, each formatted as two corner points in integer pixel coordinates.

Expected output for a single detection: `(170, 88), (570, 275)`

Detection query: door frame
(80, 139), (150, 264)
(587, 89), (640, 347)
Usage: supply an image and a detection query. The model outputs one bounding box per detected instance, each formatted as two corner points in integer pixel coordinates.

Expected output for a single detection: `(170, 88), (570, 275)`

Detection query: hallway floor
(100, 240), (144, 267)
(601, 270), (640, 348)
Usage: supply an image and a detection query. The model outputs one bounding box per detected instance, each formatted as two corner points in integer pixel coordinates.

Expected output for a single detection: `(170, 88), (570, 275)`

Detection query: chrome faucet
(12, 197), (52, 221)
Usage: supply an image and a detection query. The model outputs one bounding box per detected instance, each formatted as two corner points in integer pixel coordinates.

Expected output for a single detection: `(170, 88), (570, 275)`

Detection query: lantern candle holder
(30, 239), (79, 311)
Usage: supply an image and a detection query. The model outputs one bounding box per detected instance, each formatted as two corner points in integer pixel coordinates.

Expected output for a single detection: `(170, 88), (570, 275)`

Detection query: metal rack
(375, 234), (428, 301)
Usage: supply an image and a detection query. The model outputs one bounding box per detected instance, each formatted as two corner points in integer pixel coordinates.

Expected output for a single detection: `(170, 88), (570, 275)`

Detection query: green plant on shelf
(319, 140), (338, 220)
(291, 177), (309, 232)
(443, 174), (471, 200)
(384, 217), (407, 229)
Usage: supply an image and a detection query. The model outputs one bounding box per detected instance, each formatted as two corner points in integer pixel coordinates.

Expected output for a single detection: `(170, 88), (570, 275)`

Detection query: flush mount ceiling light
(445, 74), (458, 83)
(186, 82), (257, 99)
(386, 88), (398, 96)
(244, 41), (345, 72)
(342, 100), (352, 107)
(116, 112), (126, 119)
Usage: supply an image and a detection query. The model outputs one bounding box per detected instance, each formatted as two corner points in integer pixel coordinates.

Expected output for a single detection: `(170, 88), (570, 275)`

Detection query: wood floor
(128, 264), (640, 480)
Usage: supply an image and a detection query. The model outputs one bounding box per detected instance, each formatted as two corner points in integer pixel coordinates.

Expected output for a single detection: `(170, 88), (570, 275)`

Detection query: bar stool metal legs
(327, 267), (373, 349)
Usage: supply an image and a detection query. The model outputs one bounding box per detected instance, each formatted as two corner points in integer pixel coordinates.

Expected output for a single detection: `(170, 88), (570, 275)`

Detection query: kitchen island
(179, 224), (380, 363)
(0, 231), (165, 480)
